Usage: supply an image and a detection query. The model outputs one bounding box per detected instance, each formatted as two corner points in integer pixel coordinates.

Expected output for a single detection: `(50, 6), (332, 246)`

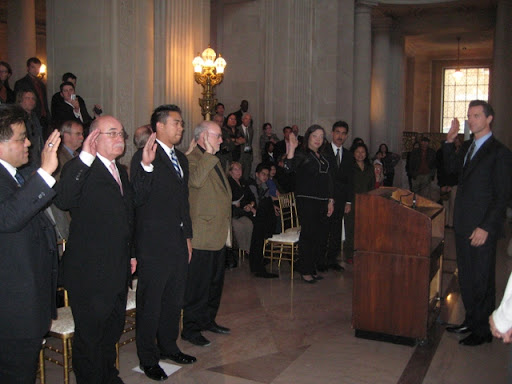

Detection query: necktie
(170, 148), (183, 178)
(14, 171), (25, 186)
(336, 148), (341, 167)
(72, 151), (79, 158)
(109, 161), (124, 195)
(464, 141), (476, 167)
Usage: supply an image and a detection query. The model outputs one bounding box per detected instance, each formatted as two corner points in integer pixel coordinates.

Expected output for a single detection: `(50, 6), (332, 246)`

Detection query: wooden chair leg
(38, 347), (45, 384)
(63, 339), (70, 384)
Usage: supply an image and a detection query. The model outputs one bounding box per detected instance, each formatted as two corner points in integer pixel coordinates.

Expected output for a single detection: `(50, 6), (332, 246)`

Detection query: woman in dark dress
(375, 143), (400, 187)
(285, 125), (334, 283)
(0, 61), (15, 104)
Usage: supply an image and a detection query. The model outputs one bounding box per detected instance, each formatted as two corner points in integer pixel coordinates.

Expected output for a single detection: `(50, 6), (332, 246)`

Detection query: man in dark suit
(238, 112), (254, 178)
(320, 120), (354, 271)
(51, 82), (95, 131)
(131, 105), (196, 381)
(0, 104), (61, 383)
(444, 100), (512, 346)
(231, 99), (249, 127)
(182, 120), (232, 347)
(13, 57), (51, 137)
(16, 90), (44, 175)
(54, 116), (137, 383)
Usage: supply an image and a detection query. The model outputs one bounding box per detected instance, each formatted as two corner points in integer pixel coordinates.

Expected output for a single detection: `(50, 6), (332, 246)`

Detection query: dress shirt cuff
(37, 168), (56, 188)
(346, 202), (352, 205)
(79, 151), (95, 167)
(141, 162), (154, 172)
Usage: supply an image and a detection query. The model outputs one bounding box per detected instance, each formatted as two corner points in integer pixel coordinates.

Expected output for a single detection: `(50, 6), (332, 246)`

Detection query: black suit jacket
(14, 74), (50, 122)
(0, 166), (57, 339)
(322, 143), (354, 206)
(54, 156), (134, 314)
(51, 94), (93, 130)
(130, 145), (192, 264)
(444, 135), (512, 237)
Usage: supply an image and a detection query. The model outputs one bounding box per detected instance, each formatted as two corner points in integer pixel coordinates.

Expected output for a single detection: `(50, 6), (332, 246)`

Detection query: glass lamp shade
(214, 55), (227, 74)
(192, 54), (203, 73)
(453, 69), (464, 81)
(39, 64), (46, 75)
(202, 46), (216, 67)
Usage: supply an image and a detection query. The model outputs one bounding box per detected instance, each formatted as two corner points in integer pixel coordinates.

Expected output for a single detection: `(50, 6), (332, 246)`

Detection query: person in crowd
(274, 125), (292, 160)
(349, 137), (365, 152)
(51, 81), (96, 130)
(228, 161), (256, 268)
(374, 143), (400, 187)
(133, 124), (152, 150)
(373, 159), (384, 188)
(131, 105), (196, 381)
(14, 57), (51, 137)
(54, 116), (136, 383)
(238, 112), (254, 178)
(405, 141), (420, 190)
(285, 125), (334, 283)
(274, 154), (294, 193)
(436, 135), (462, 228)
(248, 162), (279, 278)
(214, 102), (226, 122)
(409, 136), (436, 200)
(218, 112), (244, 171)
(262, 141), (277, 165)
(0, 61), (15, 104)
(231, 99), (249, 127)
(344, 142), (375, 263)
(212, 114), (225, 129)
(182, 120), (232, 347)
(291, 124), (304, 147)
(0, 105), (60, 383)
(266, 163), (283, 198)
(17, 90), (44, 174)
(444, 100), (512, 346)
(320, 120), (353, 272)
(259, 122), (278, 155)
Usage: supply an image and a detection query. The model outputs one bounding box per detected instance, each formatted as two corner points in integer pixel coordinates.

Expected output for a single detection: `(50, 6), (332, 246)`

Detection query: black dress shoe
(207, 322), (230, 334)
(181, 333), (211, 347)
(317, 264), (328, 272)
(160, 351), (197, 364)
(330, 264), (345, 272)
(301, 275), (317, 284)
(446, 323), (471, 334)
(459, 333), (492, 346)
(140, 364), (168, 381)
(254, 271), (279, 278)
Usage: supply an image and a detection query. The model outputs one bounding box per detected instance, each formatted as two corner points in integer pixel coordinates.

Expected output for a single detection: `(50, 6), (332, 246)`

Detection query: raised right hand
(40, 130), (61, 175)
(446, 118), (460, 143)
(82, 128), (101, 157)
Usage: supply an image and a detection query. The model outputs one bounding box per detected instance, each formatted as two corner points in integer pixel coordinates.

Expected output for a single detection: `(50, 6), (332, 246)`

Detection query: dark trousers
(182, 247), (226, 338)
(323, 204), (345, 266)
(455, 232), (496, 336)
(296, 197), (329, 275)
(0, 337), (43, 384)
(69, 290), (127, 384)
(249, 198), (276, 273)
(136, 240), (188, 366)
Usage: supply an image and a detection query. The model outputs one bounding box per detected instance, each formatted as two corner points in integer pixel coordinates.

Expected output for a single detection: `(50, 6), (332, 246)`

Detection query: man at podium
(443, 100), (512, 346)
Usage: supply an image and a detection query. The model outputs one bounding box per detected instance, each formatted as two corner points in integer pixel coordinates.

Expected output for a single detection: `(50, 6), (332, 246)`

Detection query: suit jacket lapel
(463, 136), (494, 178)
(0, 163), (18, 189)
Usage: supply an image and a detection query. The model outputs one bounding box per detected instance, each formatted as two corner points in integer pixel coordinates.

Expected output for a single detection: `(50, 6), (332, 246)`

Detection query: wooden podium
(352, 187), (445, 344)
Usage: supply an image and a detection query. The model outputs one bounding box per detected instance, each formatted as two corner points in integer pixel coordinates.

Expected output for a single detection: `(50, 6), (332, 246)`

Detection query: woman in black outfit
(285, 125), (334, 283)
(0, 61), (15, 104)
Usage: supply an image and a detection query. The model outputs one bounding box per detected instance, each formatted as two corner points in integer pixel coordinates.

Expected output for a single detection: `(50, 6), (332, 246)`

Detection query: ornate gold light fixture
(452, 37), (463, 81)
(193, 45), (227, 120)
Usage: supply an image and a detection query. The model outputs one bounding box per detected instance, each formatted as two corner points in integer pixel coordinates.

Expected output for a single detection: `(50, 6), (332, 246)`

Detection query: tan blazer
(187, 147), (232, 251)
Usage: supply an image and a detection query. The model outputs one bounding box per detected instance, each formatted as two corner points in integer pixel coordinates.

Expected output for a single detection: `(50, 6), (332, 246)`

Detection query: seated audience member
(248, 163), (279, 278)
(262, 141), (277, 164)
(259, 122), (278, 155)
(51, 81), (96, 131)
(373, 159), (384, 188)
(266, 163), (282, 198)
(344, 142), (375, 263)
(274, 125), (292, 160)
(227, 161), (257, 268)
(374, 143), (400, 187)
(274, 154), (294, 193)
(291, 124), (304, 147)
(0, 61), (15, 104)
(17, 89), (44, 175)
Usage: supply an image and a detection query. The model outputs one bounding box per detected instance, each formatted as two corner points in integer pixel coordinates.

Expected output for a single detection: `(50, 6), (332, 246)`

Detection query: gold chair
(263, 192), (300, 279)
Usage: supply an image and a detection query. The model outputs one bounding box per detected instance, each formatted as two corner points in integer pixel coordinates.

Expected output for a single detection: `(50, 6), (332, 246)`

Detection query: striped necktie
(170, 148), (183, 178)
(14, 171), (25, 186)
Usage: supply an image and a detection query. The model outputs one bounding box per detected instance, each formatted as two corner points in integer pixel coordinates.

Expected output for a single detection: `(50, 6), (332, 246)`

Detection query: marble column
(154, 0), (210, 148)
(352, 0), (377, 145)
(387, 24), (405, 154)
(370, 16), (392, 153)
(491, 0), (512, 149)
(7, 0), (36, 79)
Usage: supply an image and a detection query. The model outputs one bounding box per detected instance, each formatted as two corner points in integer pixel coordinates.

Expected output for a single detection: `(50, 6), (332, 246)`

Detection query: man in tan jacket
(182, 120), (232, 347)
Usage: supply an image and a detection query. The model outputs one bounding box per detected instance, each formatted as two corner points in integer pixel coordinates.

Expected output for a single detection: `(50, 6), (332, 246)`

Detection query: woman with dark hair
(0, 61), (15, 104)
(285, 125), (334, 283)
(262, 141), (277, 164)
(344, 142), (375, 263)
(375, 143), (400, 187)
(218, 113), (244, 170)
(259, 122), (278, 155)
(349, 137), (365, 152)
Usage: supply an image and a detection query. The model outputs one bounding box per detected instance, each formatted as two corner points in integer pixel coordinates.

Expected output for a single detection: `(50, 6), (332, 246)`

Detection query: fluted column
(352, 0), (377, 144)
(7, 0), (36, 79)
(387, 25), (405, 154)
(491, 0), (512, 149)
(154, 0), (210, 148)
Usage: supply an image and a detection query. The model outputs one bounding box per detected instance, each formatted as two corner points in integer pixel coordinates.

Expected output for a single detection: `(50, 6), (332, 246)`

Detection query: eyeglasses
(99, 131), (127, 139)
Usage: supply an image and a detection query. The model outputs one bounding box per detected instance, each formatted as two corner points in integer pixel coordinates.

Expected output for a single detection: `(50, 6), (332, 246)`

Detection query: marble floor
(43, 226), (512, 384)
